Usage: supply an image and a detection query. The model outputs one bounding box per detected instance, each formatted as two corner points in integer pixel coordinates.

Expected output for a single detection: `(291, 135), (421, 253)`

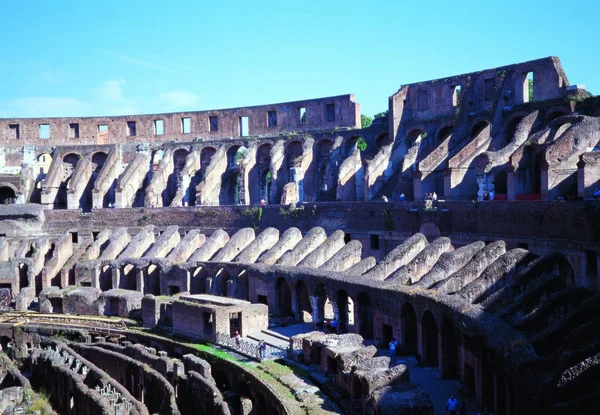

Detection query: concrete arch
(470, 118), (491, 138)
(0, 184), (16, 205)
(294, 280), (312, 322)
(435, 124), (454, 141)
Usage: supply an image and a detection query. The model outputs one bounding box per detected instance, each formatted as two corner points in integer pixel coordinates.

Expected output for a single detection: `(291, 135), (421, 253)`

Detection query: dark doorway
(401, 303), (418, 354)
(421, 311), (439, 366)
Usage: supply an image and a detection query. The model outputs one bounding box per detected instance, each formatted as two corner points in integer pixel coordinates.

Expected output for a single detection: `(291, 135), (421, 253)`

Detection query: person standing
(382, 195), (389, 203)
(234, 330), (241, 349)
(258, 339), (266, 361)
(388, 338), (398, 365)
(446, 395), (459, 415)
(330, 318), (339, 334)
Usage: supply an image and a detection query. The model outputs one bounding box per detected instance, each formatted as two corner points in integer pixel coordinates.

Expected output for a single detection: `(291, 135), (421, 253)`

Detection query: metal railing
(215, 332), (288, 360)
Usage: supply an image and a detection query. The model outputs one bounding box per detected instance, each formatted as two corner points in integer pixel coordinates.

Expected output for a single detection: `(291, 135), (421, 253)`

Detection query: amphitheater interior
(0, 56), (599, 414)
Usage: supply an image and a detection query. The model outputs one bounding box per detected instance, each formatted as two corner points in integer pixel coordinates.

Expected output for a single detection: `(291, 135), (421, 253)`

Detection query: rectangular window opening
(267, 110), (277, 128)
(239, 116), (249, 137)
(98, 124), (108, 132)
(181, 117), (191, 134)
(39, 124), (50, 139)
(69, 123), (79, 139)
(92, 231), (100, 240)
(526, 72), (534, 103)
(127, 121), (136, 137)
(9, 124), (20, 140)
(370, 234), (380, 250)
(326, 103), (335, 121)
(209, 116), (218, 132)
(452, 85), (462, 107)
(299, 107), (306, 124)
(154, 120), (164, 135)
(70, 231), (78, 244)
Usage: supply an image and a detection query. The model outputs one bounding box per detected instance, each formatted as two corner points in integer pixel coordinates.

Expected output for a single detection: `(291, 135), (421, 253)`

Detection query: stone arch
(216, 269), (230, 297)
(212, 369), (231, 393)
(199, 146), (217, 181)
(357, 292), (374, 339)
(99, 265), (112, 292)
(295, 280), (312, 322)
(441, 318), (459, 378)
(220, 145), (243, 205)
(55, 153), (81, 209)
(375, 132), (392, 149)
(470, 119), (490, 139)
(0, 185), (16, 205)
(436, 125), (453, 141)
(405, 128), (427, 147)
(276, 277), (292, 316)
(418, 222), (441, 241)
(400, 302), (417, 354)
(314, 138), (334, 199)
(314, 283), (328, 326)
(345, 136), (361, 157)
(421, 310), (439, 366)
(546, 107), (570, 123)
(251, 143), (273, 204)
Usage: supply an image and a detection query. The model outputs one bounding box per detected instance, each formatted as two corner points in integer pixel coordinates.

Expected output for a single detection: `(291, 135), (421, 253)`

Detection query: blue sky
(0, 0), (598, 119)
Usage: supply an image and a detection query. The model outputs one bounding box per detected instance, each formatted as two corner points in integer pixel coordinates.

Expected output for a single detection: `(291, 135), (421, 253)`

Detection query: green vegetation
(280, 205), (304, 219)
(374, 110), (388, 119)
(361, 114), (373, 129)
(243, 206), (263, 230)
(356, 137), (368, 152)
(528, 78), (534, 102)
(28, 390), (54, 415)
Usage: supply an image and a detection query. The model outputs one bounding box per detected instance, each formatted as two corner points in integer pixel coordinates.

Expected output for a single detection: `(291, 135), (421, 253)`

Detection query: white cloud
(158, 90), (200, 109)
(94, 79), (126, 102)
(0, 97), (90, 117)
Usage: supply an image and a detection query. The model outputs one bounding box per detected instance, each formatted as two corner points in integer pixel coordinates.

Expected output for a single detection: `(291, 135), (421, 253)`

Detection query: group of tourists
(233, 330), (267, 360)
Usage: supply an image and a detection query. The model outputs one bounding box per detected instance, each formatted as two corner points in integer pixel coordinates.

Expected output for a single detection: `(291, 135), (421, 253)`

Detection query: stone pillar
(413, 170), (422, 201)
(112, 267), (121, 290)
(540, 161), (550, 201)
(443, 168), (452, 200)
(506, 166), (516, 201)
(309, 296), (320, 327)
(136, 268), (144, 293)
(205, 277), (213, 294)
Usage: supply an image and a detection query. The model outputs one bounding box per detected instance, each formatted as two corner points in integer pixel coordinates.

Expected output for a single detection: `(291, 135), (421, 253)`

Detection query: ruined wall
(0, 95), (360, 146)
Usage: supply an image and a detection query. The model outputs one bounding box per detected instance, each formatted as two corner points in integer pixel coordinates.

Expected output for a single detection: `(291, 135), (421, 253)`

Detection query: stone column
(413, 170), (423, 201)
(506, 166), (516, 201)
(309, 296), (320, 327)
(136, 268), (144, 293)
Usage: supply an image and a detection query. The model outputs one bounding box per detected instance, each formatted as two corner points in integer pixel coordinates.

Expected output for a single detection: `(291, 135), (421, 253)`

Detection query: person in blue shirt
(446, 395), (458, 415)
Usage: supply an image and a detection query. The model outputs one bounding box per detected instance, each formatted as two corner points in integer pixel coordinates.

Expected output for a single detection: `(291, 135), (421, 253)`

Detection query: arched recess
(345, 136), (361, 157)
(81, 151), (108, 211)
(436, 125), (453, 141)
(336, 289), (354, 332)
(401, 303), (418, 354)
(220, 145), (242, 205)
(421, 310), (439, 366)
(55, 153), (81, 209)
(442, 319), (459, 378)
(357, 292), (374, 339)
(216, 269), (230, 297)
(295, 280), (312, 322)
(276, 277), (292, 316)
(314, 138), (334, 200)
(375, 133), (392, 149)
(163, 149), (190, 206)
(470, 120), (490, 140)
(250, 143), (273, 204)
(0, 185), (16, 205)
(199, 147), (217, 181)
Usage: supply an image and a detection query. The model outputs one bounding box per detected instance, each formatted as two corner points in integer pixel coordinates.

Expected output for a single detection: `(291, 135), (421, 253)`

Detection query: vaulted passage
(276, 277), (292, 315)
(295, 280), (312, 322)
(0, 186), (16, 204)
(401, 303), (417, 354)
(421, 310), (438, 366)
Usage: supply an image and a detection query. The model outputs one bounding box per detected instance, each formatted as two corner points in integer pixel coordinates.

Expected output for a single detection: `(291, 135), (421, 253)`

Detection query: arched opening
(282, 141), (304, 202)
(345, 136), (361, 158)
(547, 109), (569, 123)
(216, 269), (230, 297)
(0, 186), (16, 205)
(55, 153), (81, 209)
(421, 310), (439, 366)
(99, 265), (112, 292)
(437, 125), (453, 141)
(470, 120), (489, 139)
(80, 151), (108, 211)
(442, 319), (459, 378)
(220, 145), (242, 205)
(31, 153), (53, 203)
(164, 149), (190, 206)
(212, 370), (230, 393)
(400, 303), (417, 354)
(252, 143), (273, 204)
(357, 292), (374, 339)
(375, 133), (392, 149)
(295, 280), (312, 322)
(276, 277), (292, 316)
(336, 289), (354, 333)
(314, 139), (334, 201)
(199, 147), (216, 182)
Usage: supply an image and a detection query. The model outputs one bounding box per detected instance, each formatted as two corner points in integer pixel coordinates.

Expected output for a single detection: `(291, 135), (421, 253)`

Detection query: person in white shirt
(382, 195), (389, 203)
(446, 395), (458, 415)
